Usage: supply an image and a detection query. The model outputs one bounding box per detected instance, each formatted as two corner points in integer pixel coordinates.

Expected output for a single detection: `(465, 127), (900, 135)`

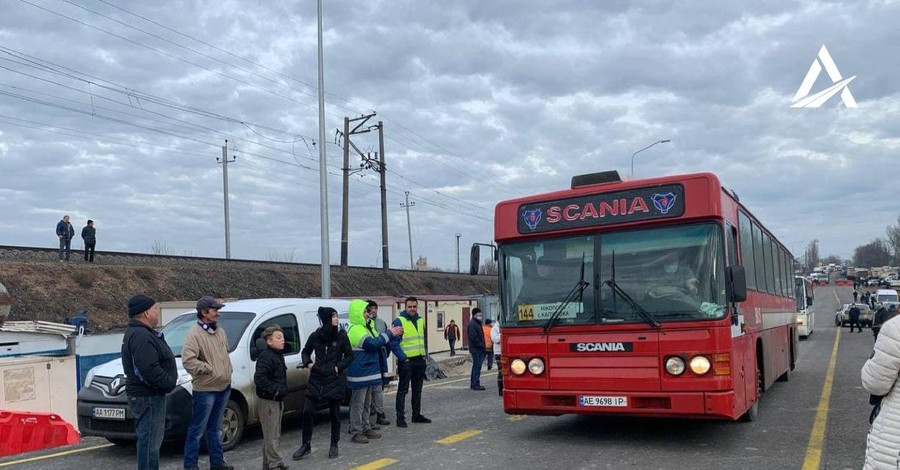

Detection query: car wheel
(219, 399), (245, 451)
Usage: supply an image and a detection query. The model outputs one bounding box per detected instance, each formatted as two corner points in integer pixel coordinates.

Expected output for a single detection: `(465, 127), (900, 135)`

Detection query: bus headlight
(689, 356), (711, 375)
(510, 359), (527, 375)
(665, 356), (685, 376)
(527, 358), (545, 375)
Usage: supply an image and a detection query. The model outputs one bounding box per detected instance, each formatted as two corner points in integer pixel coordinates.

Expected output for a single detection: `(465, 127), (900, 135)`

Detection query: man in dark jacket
(467, 308), (487, 391)
(293, 307), (352, 461)
(81, 220), (96, 263)
(254, 325), (289, 470)
(55, 215), (74, 261)
(849, 303), (862, 333)
(873, 305), (898, 341)
(444, 319), (460, 356)
(121, 294), (177, 470)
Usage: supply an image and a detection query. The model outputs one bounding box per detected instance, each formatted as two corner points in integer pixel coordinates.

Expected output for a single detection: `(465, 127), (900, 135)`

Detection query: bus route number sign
(517, 303), (581, 321)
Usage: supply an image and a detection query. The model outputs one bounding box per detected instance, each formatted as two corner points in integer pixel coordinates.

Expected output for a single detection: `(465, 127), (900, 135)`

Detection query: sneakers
(376, 413), (391, 426)
(396, 419), (408, 428)
(328, 444), (339, 459)
(350, 433), (369, 444)
(363, 429), (382, 439)
(471, 385), (486, 391)
(292, 443), (311, 460)
(370, 424), (381, 431)
(411, 415), (432, 423)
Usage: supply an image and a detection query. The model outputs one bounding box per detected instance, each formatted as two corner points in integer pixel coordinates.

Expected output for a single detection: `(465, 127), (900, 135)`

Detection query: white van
(876, 289), (900, 308)
(76, 298), (351, 450)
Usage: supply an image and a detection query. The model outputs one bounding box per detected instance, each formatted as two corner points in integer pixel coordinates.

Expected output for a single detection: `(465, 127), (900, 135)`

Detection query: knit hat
(318, 306), (337, 325)
(127, 294), (156, 317)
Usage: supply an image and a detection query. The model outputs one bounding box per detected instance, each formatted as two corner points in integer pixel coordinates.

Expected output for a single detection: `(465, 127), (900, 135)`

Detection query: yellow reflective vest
(397, 315), (425, 358)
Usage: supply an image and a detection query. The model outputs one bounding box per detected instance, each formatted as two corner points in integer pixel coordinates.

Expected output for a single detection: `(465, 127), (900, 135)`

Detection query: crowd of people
(55, 214), (96, 262)
(122, 295), (437, 470)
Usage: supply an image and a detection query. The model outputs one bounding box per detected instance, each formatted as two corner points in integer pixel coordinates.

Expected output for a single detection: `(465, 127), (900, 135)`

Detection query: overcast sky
(1, 0), (898, 270)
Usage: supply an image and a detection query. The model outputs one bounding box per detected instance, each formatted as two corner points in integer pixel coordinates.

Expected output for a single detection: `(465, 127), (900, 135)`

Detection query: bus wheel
(740, 400), (758, 422)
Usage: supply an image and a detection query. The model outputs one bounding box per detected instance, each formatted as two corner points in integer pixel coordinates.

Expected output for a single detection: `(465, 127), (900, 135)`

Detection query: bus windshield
(499, 223), (727, 327)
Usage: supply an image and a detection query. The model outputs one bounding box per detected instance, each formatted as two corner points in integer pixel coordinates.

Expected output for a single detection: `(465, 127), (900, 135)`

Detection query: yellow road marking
(0, 443), (114, 468)
(435, 429), (483, 445)
(351, 458), (399, 470)
(801, 326), (841, 470)
(507, 414), (526, 422)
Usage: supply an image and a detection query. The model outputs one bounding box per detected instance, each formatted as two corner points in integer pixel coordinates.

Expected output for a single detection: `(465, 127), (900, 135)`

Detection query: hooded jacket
(862, 316), (900, 469)
(254, 345), (288, 401)
(346, 299), (395, 390)
(301, 307), (353, 400)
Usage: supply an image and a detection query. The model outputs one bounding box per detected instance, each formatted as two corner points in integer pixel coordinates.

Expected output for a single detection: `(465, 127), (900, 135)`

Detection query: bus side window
(726, 223), (738, 267)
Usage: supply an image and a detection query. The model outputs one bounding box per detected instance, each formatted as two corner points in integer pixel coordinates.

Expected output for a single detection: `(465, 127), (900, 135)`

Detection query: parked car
(76, 298), (351, 450)
(834, 303), (874, 327)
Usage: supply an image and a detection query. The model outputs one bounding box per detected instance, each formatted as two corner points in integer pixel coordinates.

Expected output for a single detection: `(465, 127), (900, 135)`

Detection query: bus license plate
(93, 407), (126, 420)
(579, 396), (627, 407)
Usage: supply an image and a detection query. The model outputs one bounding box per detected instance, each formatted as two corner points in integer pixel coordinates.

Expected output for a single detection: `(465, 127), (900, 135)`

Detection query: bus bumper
(503, 389), (738, 420)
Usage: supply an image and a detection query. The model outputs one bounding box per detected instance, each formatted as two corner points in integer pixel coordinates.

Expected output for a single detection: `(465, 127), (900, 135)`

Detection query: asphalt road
(0, 284), (875, 470)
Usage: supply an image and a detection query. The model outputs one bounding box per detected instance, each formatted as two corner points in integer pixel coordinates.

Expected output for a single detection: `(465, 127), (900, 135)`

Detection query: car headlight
(83, 366), (98, 389)
(527, 358), (545, 375)
(665, 356), (685, 376)
(796, 316), (805, 325)
(689, 356), (711, 375)
(510, 359), (527, 375)
(176, 371), (194, 386)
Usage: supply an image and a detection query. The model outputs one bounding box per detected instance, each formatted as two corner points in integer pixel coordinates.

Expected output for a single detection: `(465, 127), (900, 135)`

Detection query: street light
(630, 139), (671, 176)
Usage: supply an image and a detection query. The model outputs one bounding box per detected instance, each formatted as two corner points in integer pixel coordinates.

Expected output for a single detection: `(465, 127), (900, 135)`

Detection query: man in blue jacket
(55, 215), (74, 261)
(467, 308), (487, 391)
(346, 299), (402, 443)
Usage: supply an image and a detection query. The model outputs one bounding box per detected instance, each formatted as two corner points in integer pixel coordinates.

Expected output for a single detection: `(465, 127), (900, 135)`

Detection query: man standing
(390, 297), (431, 427)
(849, 303), (862, 333)
(182, 296), (234, 470)
(122, 294), (177, 470)
(467, 308), (487, 391)
(56, 215), (74, 262)
(364, 300), (392, 426)
(346, 299), (402, 443)
(82, 220), (96, 263)
(444, 319), (460, 356)
(483, 318), (494, 370)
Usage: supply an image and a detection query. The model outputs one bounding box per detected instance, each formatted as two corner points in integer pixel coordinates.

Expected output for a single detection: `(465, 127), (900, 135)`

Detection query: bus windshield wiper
(543, 253), (589, 335)
(604, 250), (661, 330)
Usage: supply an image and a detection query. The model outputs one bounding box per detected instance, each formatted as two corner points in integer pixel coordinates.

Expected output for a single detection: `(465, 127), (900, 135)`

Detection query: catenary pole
(316, 0), (330, 297)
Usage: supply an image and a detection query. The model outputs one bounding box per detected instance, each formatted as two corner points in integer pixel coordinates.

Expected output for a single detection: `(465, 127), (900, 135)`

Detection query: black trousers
(849, 316), (862, 332)
(448, 340), (456, 356)
(301, 396), (341, 445)
(396, 356), (426, 420)
(84, 242), (95, 262)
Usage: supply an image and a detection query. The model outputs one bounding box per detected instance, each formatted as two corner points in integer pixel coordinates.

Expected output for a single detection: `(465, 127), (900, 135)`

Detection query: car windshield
(161, 311), (256, 356)
(499, 223), (727, 327)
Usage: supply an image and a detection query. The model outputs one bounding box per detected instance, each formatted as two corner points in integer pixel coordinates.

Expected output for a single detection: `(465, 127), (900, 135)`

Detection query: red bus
(474, 171), (798, 421)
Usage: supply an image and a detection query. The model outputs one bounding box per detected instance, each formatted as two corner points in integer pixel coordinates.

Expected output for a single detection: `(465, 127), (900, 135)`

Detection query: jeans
(470, 349), (485, 388)
(485, 350), (494, 370)
(449, 340), (456, 356)
(84, 241), (95, 262)
(183, 387), (230, 469)
(396, 357), (426, 420)
(58, 237), (71, 260)
(301, 396), (341, 445)
(129, 395), (166, 470)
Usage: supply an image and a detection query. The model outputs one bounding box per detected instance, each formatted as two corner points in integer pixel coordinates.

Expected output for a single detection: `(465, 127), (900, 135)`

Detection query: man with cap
(182, 296), (234, 470)
(122, 294), (177, 470)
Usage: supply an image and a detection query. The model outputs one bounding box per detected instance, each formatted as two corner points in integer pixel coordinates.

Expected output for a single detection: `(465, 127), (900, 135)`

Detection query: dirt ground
(0, 261), (496, 332)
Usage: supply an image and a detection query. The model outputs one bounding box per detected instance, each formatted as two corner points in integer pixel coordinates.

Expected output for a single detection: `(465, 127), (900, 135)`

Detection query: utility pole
(377, 121), (389, 271)
(455, 233), (462, 273)
(401, 191), (415, 270)
(316, 0), (330, 298)
(337, 113), (377, 269)
(217, 140), (236, 259)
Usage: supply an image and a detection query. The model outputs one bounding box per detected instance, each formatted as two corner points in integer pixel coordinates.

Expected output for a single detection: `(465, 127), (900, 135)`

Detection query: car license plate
(579, 395), (627, 407)
(93, 407), (126, 420)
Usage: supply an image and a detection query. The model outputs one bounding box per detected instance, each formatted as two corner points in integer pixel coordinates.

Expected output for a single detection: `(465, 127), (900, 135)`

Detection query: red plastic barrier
(0, 410), (79, 457)
(835, 279), (854, 286)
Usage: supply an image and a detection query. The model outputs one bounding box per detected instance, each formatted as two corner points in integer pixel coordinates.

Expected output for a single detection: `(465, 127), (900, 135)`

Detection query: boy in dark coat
(254, 326), (289, 470)
(293, 307), (352, 460)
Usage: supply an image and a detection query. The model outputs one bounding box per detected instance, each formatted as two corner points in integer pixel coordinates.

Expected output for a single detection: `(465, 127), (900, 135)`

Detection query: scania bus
(472, 171), (798, 421)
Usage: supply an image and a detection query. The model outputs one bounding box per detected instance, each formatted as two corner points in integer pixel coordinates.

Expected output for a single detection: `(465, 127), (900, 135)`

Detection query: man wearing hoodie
(389, 297), (431, 427)
(292, 307), (352, 461)
(346, 299), (403, 443)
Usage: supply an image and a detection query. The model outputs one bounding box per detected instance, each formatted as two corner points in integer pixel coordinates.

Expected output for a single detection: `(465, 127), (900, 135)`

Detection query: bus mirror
(469, 245), (481, 275)
(726, 266), (747, 303)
